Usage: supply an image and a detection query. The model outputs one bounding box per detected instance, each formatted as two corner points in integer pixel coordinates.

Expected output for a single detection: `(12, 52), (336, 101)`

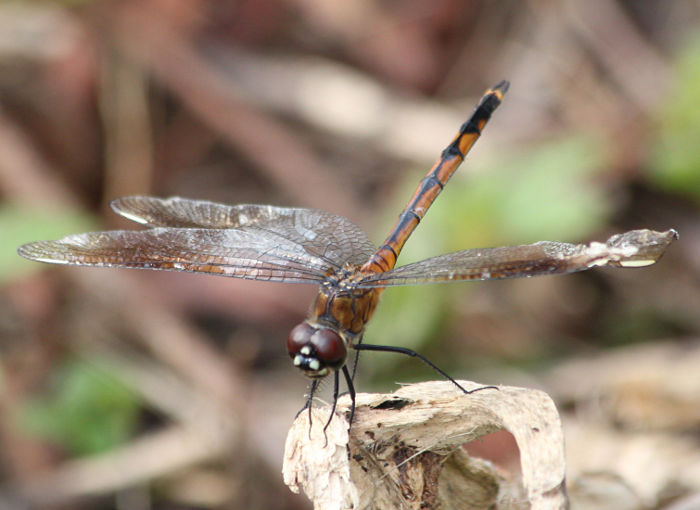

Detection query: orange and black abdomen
(362, 81), (509, 274)
(309, 81), (508, 343)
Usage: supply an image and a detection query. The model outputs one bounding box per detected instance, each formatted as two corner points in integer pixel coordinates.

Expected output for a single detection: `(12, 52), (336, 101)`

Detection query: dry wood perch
(283, 380), (568, 510)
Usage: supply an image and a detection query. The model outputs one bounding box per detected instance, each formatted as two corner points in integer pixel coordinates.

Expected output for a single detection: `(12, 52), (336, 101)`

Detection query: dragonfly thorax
(286, 321), (347, 378)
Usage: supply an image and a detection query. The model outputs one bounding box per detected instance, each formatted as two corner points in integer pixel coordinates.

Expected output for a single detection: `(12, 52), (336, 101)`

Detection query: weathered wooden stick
(284, 380), (568, 510)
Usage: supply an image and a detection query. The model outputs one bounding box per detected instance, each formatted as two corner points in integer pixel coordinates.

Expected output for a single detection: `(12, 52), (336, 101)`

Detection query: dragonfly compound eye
(310, 328), (346, 369)
(286, 322), (347, 377)
(286, 322), (315, 355)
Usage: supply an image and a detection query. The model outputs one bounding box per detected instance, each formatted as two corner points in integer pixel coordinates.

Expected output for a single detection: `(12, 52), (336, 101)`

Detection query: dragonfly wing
(358, 229), (678, 287)
(17, 226), (357, 284)
(111, 196), (375, 267)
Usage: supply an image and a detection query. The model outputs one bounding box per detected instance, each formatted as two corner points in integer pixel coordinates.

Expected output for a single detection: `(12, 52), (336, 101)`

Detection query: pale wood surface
(283, 381), (568, 510)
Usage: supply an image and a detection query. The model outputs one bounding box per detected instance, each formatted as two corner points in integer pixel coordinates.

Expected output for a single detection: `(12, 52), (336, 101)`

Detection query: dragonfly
(18, 81), (677, 427)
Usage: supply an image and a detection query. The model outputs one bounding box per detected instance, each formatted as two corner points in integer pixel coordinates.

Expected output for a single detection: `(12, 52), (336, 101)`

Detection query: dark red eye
(311, 328), (346, 366)
(286, 322), (314, 355)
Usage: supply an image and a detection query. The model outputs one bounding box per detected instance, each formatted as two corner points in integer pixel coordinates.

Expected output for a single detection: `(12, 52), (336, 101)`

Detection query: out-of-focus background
(1, 1), (699, 509)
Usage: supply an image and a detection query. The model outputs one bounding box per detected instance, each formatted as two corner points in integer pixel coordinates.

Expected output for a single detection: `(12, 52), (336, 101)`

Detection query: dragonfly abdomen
(361, 81), (509, 275)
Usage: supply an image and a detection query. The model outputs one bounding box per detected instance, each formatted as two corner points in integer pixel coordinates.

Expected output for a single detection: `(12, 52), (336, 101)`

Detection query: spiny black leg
(321, 371), (341, 447)
(349, 346), (361, 381)
(300, 379), (320, 439)
(352, 343), (498, 395)
(342, 365), (357, 424)
(295, 379), (318, 418)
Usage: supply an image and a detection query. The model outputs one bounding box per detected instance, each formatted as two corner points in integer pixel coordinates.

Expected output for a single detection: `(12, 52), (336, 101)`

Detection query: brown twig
(106, 1), (361, 220)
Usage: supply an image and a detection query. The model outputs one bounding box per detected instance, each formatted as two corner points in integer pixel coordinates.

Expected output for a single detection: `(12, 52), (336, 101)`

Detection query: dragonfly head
(286, 321), (347, 378)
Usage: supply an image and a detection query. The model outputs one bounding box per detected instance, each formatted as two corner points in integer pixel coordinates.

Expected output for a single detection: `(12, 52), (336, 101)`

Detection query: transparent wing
(357, 229), (678, 288)
(20, 227), (335, 284)
(110, 196), (375, 267)
(19, 196), (378, 283)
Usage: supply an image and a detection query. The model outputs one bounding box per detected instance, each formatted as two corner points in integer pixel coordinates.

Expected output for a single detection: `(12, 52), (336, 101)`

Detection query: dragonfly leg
(321, 371), (341, 447)
(342, 365), (357, 424)
(352, 343), (498, 395)
(349, 345), (361, 381)
(296, 379), (321, 439)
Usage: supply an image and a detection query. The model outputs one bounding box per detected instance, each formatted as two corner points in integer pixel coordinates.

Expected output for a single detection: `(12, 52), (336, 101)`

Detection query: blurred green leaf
(0, 203), (97, 283)
(18, 359), (141, 456)
(649, 33), (700, 202)
(429, 135), (610, 247)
